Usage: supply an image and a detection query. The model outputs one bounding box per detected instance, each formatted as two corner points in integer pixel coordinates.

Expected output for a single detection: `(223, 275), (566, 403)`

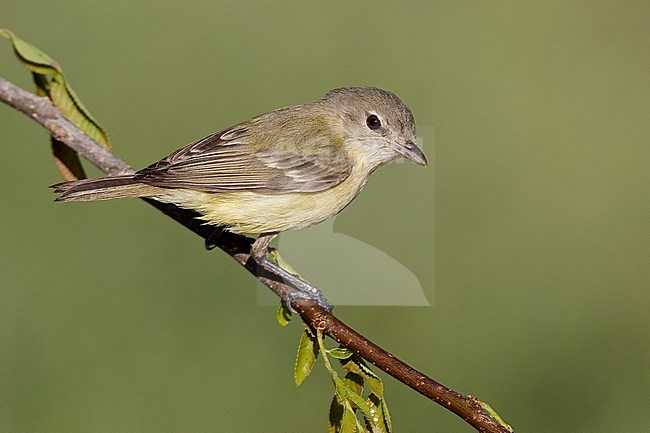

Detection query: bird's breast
(154, 163), (371, 235)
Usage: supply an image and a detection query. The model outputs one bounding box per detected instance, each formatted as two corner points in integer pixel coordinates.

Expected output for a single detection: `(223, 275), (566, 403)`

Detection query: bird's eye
(366, 114), (381, 130)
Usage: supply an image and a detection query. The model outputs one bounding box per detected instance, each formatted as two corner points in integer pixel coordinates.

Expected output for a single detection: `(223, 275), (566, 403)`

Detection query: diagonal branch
(0, 76), (513, 433)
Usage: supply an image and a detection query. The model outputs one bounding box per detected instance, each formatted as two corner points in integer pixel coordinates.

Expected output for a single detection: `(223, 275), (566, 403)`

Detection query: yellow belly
(153, 166), (369, 234)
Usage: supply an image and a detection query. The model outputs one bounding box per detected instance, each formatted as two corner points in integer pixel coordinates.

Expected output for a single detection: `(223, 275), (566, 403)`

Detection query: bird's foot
(283, 289), (333, 313)
(255, 252), (333, 312)
(251, 233), (333, 312)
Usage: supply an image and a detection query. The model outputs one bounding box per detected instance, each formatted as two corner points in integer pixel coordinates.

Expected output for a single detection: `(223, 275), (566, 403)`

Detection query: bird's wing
(133, 123), (352, 194)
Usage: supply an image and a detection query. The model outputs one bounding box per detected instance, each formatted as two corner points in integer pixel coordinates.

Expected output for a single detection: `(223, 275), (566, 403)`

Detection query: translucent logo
(256, 126), (434, 306)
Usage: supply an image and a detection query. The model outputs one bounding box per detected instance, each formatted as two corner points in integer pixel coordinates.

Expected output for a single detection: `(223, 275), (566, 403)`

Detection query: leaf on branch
(328, 372), (360, 429)
(340, 404), (359, 433)
(294, 329), (318, 386)
(316, 334), (392, 433)
(368, 393), (392, 433)
(276, 303), (292, 327)
(329, 394), (345, 433)
(1, 28), (111, 180)
(329, 374), (392, 433)
(479, 400), (514, 432)
(338, 379), (373, 423)
(329, 347), (353, 360)
(0, 29), (61, 75)
(342, 355), (384, 399)
(343, 372), (364, 396)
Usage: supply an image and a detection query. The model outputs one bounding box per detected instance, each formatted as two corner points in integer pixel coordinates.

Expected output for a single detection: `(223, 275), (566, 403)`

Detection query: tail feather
(51, 175), (158, 202)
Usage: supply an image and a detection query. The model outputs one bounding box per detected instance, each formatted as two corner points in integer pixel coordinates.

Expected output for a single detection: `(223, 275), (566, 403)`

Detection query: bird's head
(321, 87), (427, 169)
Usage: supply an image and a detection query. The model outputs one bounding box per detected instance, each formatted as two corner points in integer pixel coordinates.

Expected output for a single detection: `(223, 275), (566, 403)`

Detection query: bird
(52, 87), (427, 308)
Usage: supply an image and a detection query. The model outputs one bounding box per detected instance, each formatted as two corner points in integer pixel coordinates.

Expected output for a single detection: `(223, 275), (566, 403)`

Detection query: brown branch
(0, 76), (513, 433)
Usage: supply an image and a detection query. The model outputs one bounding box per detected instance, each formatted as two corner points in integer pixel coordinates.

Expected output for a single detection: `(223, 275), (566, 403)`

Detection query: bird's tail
(51, 175), (157, 202)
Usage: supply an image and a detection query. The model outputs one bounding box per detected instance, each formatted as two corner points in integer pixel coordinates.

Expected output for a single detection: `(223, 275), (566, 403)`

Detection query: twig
(0, 76), (513, 433)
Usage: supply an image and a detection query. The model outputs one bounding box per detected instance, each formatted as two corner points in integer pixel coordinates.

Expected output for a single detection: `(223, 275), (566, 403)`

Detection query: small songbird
(53, 87), (427, 307)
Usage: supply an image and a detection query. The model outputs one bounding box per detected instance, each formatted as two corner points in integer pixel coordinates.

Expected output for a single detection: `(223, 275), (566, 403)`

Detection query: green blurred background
(2, 2), (649, 432)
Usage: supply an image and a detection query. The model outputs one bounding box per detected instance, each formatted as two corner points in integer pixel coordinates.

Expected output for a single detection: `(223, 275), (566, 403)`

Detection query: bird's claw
(284, 289), (333, 314)
(250, 237), (334, 313)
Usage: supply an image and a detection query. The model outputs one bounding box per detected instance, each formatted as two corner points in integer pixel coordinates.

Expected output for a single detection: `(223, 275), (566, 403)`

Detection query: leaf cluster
(295, 328), (393, 433)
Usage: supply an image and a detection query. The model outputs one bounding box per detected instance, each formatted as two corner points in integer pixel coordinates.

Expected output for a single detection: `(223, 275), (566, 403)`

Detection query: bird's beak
(390, 139), (428, 167)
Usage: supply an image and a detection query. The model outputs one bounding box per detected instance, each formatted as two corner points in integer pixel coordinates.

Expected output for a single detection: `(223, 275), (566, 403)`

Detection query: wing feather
(134, 113), (352, 194)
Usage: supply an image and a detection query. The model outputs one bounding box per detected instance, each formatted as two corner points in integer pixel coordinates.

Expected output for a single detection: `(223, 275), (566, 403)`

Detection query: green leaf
(327, 350), (391, 432)
(368, 394), (391, 433)
(342, 356), (384, 399)
(340, 404), (358, 433)
(334, 377), (373, 422)
(49, 69), (111, 149)
(294, 329), (318, 386)
(1, 29), (110, 149)
(343, 372), (364, 397)
(329, 394), (345, 433)
(344, 386), (373, 421)
(333, 376), (349, 400)
(1, 28), (112, 180)
(479, 401), (514, 432)
(276, 303), (292, 326)
(329, 347), (353, 360)
(0, 29), (61, 75)
(380, 397), (393, 432)
(361, 374), (383, 401)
